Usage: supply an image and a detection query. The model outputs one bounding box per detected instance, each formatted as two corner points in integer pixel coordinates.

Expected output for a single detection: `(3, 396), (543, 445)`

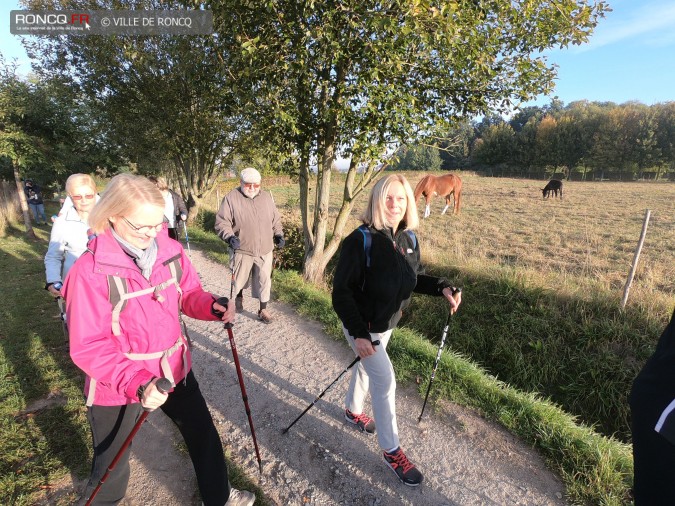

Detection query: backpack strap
(107, 254), (184, 337)
(87, 253), (187, 406)
(164, 254), (183, 299)
(124, 335), (188, 388)
(108, 276), (129, 336)
(405, 230), (417, 250)
(358, 224), (372, 268)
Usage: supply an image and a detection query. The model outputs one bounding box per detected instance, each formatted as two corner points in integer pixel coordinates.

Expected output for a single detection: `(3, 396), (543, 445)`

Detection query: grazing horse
(413, 174), (462, 218)
(541, 179), (563, 199)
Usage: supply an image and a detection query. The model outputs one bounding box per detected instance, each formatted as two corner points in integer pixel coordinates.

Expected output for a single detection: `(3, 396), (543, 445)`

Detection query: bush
(194, 208), (217, 232)
(273, 226), (304, 272)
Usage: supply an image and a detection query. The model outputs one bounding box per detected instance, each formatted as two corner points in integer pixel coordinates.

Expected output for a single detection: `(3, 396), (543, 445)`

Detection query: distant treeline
(392, 100), (675, 181)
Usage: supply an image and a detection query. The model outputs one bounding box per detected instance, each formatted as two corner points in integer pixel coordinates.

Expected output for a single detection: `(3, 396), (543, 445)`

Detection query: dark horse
(542, 179), (563, 199)
(413, 174), (462, 218)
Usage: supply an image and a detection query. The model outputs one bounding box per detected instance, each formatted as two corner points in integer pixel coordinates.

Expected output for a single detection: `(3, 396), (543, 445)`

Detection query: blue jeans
(29, 203), (46, 223)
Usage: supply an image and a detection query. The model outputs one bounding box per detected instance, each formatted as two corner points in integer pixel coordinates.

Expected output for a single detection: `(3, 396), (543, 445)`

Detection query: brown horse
(414, 174), (462, 218)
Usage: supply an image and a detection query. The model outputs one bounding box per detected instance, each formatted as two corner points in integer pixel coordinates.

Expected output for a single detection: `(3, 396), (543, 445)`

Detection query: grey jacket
(215, 187), (283, 256)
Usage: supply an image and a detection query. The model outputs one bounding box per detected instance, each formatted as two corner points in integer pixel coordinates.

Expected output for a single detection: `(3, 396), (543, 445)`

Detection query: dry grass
(414, 175), (674, 311)
(263, 172), (674, 312)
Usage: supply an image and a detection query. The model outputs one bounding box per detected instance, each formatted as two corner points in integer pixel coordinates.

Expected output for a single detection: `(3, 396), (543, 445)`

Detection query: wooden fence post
(621, 209), (651, 308)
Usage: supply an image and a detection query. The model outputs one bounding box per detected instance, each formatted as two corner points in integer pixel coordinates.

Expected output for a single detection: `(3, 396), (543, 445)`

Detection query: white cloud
(576, 1), (675, 53)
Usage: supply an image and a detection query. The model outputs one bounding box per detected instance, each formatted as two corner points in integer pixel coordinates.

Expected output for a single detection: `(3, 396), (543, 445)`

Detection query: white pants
(231, 250), (273, 303)
(343, 326), (399, 451)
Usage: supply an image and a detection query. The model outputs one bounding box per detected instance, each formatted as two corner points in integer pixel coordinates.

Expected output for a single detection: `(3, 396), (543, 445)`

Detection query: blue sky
(2, 0), (674, 108)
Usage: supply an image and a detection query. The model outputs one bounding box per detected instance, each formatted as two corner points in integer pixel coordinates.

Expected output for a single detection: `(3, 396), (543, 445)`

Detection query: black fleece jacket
(332, 224), (453, 341)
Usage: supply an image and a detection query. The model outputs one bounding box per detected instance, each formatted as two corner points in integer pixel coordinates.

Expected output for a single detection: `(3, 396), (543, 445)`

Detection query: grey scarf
(111, 228), (158, 280)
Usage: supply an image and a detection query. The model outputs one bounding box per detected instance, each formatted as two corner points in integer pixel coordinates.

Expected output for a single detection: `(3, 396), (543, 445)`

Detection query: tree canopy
(454, 100), (675, 180)
(24, 0), (257, 212)
(17, 0), (610, 279)
(206, 0), (609, 281)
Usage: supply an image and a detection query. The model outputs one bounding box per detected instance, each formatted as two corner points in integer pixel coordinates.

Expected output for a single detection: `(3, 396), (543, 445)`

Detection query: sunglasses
(71, 194), (95, 201)
(122, 216), (164, 234)
(243, 183), (260, 189)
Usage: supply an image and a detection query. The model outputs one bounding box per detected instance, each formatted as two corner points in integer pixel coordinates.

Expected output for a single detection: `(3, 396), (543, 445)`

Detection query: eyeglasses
(243, 183), (260, 189)
(122, 216), (164, 234)
(71, 194), (95, 201)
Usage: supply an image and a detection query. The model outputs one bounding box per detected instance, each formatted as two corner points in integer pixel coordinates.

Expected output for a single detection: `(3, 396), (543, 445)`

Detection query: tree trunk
(13, 161), (36, 239)
(298, 144), (313, 252)
(301, 155), (384, 284)
(303, 152), (333, 283)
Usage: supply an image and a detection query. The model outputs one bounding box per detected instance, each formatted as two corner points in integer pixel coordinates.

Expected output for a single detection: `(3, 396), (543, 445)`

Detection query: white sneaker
(225, 488), (256, 506)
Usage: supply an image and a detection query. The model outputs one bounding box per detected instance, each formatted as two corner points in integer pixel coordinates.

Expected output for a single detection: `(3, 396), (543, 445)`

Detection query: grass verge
(272, 268), (634, 506)
(399, 263), (663, 443)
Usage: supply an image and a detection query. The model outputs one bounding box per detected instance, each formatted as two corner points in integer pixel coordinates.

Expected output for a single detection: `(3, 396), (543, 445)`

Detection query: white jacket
(44, 206), (92, 284)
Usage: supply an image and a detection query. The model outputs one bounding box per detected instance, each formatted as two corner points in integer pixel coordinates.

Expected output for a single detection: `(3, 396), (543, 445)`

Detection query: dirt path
(73, 247), (568, 505)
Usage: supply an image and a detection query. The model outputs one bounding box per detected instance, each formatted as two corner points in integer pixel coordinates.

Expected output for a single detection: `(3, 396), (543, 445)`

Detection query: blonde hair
(88, 174), (165, 234)
(147, 175), (168, 191)
(361, 173), (419, 231)
(65, 173), (96, 195)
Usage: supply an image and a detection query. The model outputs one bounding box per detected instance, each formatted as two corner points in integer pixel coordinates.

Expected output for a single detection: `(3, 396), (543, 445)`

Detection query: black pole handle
(155, 377), (172, 394)
(213, 296), (229, 316)
(213, 296), (235, 329)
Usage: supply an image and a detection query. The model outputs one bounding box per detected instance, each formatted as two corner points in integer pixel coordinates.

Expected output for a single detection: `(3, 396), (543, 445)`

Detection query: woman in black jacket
(332, 173), (461, 487)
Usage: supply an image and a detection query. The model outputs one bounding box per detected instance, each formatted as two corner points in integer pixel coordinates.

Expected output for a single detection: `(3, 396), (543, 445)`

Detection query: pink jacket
(63, 229), (220, 406)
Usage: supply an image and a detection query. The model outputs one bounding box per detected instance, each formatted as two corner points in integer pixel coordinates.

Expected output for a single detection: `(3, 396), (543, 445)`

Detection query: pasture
(257, 172), (675, 440)
(262, 172), (673, 307)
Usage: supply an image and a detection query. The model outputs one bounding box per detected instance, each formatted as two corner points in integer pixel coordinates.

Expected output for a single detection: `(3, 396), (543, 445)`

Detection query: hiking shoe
(224, 488), (255, 506)
(235, 296), (244, 312)
(258, 308), (272, 323)
(383, 447), (424, 486)
(345, 409), (376, 434)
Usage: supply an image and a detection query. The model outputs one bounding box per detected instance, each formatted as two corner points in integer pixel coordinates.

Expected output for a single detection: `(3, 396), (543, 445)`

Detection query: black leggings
(82, 371), (229, 505)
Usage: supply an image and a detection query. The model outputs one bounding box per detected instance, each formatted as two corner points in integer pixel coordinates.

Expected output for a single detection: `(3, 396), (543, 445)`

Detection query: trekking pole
(418, 288), (461, 422)
(282, 340), (381, 435)
(55, 295), (68, 344)
(215, 297), (263, 473)
(228, 249), (236, 300)
(85, 378), (172, 506)
(183, 222), (191, 257)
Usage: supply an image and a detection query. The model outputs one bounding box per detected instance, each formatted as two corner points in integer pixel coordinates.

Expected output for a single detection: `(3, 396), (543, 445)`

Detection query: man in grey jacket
(215, 167), (284, 323)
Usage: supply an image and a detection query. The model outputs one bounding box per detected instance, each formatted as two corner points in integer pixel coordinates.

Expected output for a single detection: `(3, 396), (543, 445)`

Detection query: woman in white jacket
(44, 173), (99, 296)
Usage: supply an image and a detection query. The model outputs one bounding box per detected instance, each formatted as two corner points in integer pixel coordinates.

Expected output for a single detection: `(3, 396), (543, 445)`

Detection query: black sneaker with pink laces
(345, 409), (376, 434)
(383, 447), (424, 486)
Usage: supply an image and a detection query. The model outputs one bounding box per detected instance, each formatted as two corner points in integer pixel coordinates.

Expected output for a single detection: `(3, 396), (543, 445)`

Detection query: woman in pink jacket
(63, 174), (254, 506)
